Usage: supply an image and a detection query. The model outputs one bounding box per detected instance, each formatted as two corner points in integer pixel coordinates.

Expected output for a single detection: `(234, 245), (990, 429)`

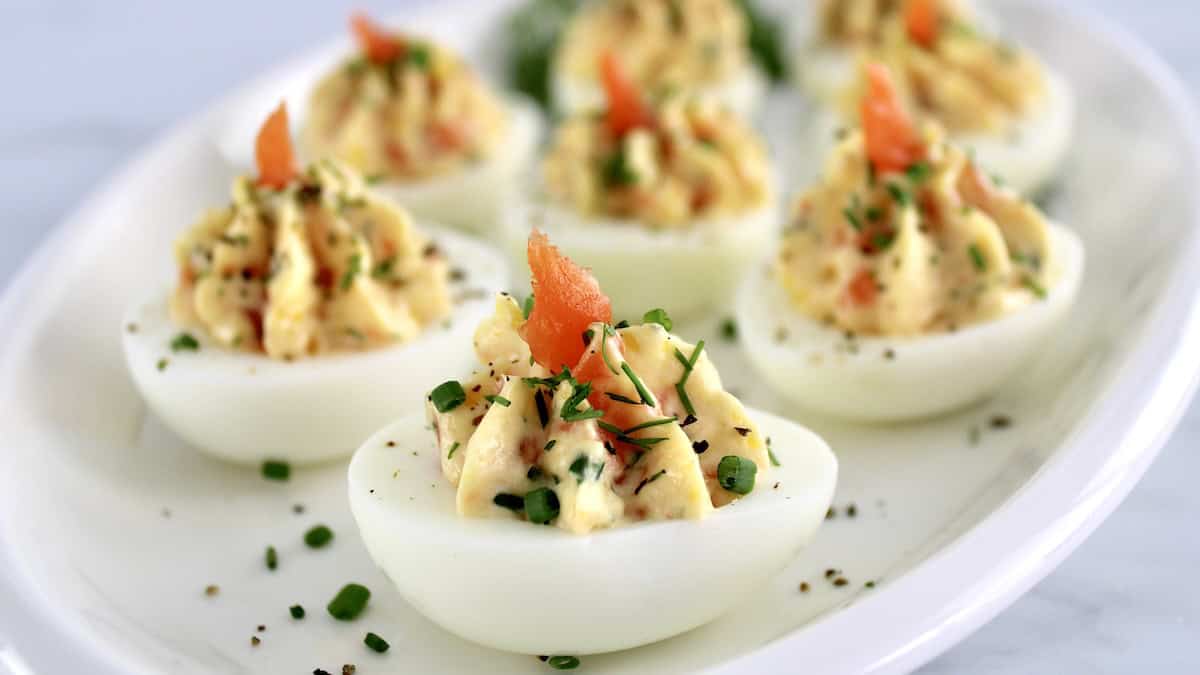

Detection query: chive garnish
(569, 455), (590, 483)
(371, 256), (395, 279)
(156, 358), (169, 371)
(430, 381), (467, 412)
(304, 525), (334, 549)
(327, 583), (370, 621)
(547, 655), (581, 670)
(289, 604), (305, 619)
(842, 207), (864, 231)
(340, 254), (362, 291)
(905, 161), (931, 183)
(968, 244), (987, 272)
(486, 395), (511, 407)
(265, 546), (278, 571)
(447, 441), (460, 459)
(544, 439), (557, 451)
(523, 294), (535, 319)
(642, 308), (673, 331)
(605, 392), (641, 405)
(364, 632), (390, 653)
(673, 341), (706, 417)
(525, 488), (560, 524)
(599, 325), (621, 375)
(561, 380), (604, 422)
(1023, 275), (1047, 299)
(623, 417), (678, 434)
(535, 390), (550, 427)
(887, 183), (911, 206)
(493, 493), (525, 511)
(621, 363), (656, 407)
(262, 460), (291, 481)
(170, 332), (199, 352)
(720, 318), (738, 341)
(717, 455), (757, 495)
(767, 438), (781, 467)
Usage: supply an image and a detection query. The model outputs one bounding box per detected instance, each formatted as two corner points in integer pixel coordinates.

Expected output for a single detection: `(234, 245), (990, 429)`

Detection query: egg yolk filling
(543, 92), (772, 228)
(171, 159), (451, 360)
(835, 0), (1047, 134)
(303, 14), (508, 181)
(775, 122), (1055, 337)
(558, 0), (750, 96)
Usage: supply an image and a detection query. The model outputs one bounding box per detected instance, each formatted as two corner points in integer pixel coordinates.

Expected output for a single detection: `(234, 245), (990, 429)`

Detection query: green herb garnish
(486, 395), (512, 407)
(523, 294), (535, 319)
(602, 148), (638, 187)
(340, 253), (362, 291)
(842, 207), (864, 231)
(568, 455), (590, 483)
(304, 525), (334, 549)
(262, 460), (290, 482)
(717, 455), (757, 495)
(767, 437), (781, 467)
(364, 631), (390, 653)
(327, 583), (370, 621)
(905, 161), (931, 183)
(621, 363), (656, 407)
(1022, 275), (1047, 299)
(547, 655), (582, 670)
(289, 604), (305, 619)
(672, 341), (706, 417)
(265, 546), (278, 571)
(642, 308), (673, 331)
(720, 318), (738, 341)
(561, 379), (604, 422)
(633, 469), (668, 496)
(525, 487), (560, 524)
(372, 256), (395, 279)
(430, 380), (467, 412)
(887, 183), (911, 206)
(170, 332), (199, 352)
(447, 441), (460, 459)
(968, 244), (987, 272)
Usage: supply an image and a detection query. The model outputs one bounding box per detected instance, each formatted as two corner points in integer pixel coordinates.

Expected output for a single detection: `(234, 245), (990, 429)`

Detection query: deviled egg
(552, 0), (767, 118)
(800, 0), (1073, 195)
(350, 231), (836, 653)
(504, 55), (779, 319)
(123, 105), (508, 465)
(298, 13), (541, 234)
(738, 66), (1083, 422)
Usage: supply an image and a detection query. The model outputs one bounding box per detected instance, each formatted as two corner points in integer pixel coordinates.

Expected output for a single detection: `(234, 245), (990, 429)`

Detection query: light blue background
(1, 1), (1196, 672)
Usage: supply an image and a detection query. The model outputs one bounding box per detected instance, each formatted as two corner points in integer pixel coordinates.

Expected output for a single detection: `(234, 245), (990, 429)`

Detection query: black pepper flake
(989, 415), (1013, 429)
(865, 580), (877, 588)
(773, 482), (780, 490)
(733, 426), (751, 437)
(386, 440), (396, 447)
(604, 440), (617, 455)
(471, 384), (482, 392)
(315, 670), (332, 675)
(833, 577), (848, 587)
(826, 507), (835, 520)
(799, 582), (810, 592)
(250, 636), (260, 647)
(204, 585), (219, 597)
(847, 503), (858, 518)
(449, 267), (467, 282)
(343, 666), (357, 675)
(538, 656), (550, 662)
(257, 624), (266, 632)
(422, 243), (440, 258)
(535, 389), (550, 428)
(824, 568), (837, 579)
(884, 348), (896, 360)
(293, 504), (305, 515)
(681, 414), (698, 427)
(692, 440), (709, 454)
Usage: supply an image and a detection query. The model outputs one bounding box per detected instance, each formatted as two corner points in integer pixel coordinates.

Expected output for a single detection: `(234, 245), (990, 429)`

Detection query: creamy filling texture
(171, 160), (450, 359)
(558, 0), (750, 95)
(428, 296), (769, 534)
(543, 96), (772, 228)
(304, 38), (508, 180)
(775, 125), (1053, 336)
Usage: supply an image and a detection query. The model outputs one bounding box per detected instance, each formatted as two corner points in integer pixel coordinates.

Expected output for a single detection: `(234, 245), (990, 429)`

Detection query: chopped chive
(535, 390), (550, 427)
(485, 395), (512, 407)
(371, 256), (395, 279)
(968, 244), (987, 272)
(447, 441), (460, 459)
(327, 583), (371, 621)
(430, 380), (467, 412)
(561, 379), (604, 422)
(493, 493), (525, 512)
(289, 604), (305, 619)
(523, 294), (535, 319)
(842, 207), (864, 231)
(633, 469), (667, 496)
(1023, 275), (1047, 299)
(544, 440), (557, 451)
(673, 341), (705, 417)
(887, 183), (911, 206)
(265, 546), (278, 571)
(304, 525), (334, 549)
(340, 253), (362, 291)
(548, 655), (581, 670)
(767, 438), (781, 467)
(364, 632), (390, 653)
(599, 325), (621, 375)
(525, 487), (560, 524)
(720, 318), (738, 341)
(642, 308), (673, 331)
(905, 161), (931, 183)
(262, 460), (291, 481)
(621, 363), (656, 407)
(596, 420), (624, 436)
(623, 417), (678, 434)
(717, 455), (757, 495)
(569, 455), (590, 483)
(170, 332), (199, 352)
(156, 357), (169, 371)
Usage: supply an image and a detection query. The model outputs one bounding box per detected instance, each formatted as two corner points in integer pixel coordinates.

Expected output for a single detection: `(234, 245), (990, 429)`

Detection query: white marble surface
(0, 1), (1197, 673)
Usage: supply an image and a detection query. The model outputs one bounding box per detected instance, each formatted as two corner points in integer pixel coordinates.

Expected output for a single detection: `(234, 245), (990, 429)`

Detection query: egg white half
(737, 223), (1084, 422)
(804, 67), (1074, 198)
(501, 194), (782, 321)
(348, 408), (837, 655)
(552, 63), (768, 120)
(122, 228), (509, 465)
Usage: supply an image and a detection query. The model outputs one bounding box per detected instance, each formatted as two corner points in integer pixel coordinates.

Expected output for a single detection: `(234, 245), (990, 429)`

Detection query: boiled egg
(348, 406), (835, 654)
